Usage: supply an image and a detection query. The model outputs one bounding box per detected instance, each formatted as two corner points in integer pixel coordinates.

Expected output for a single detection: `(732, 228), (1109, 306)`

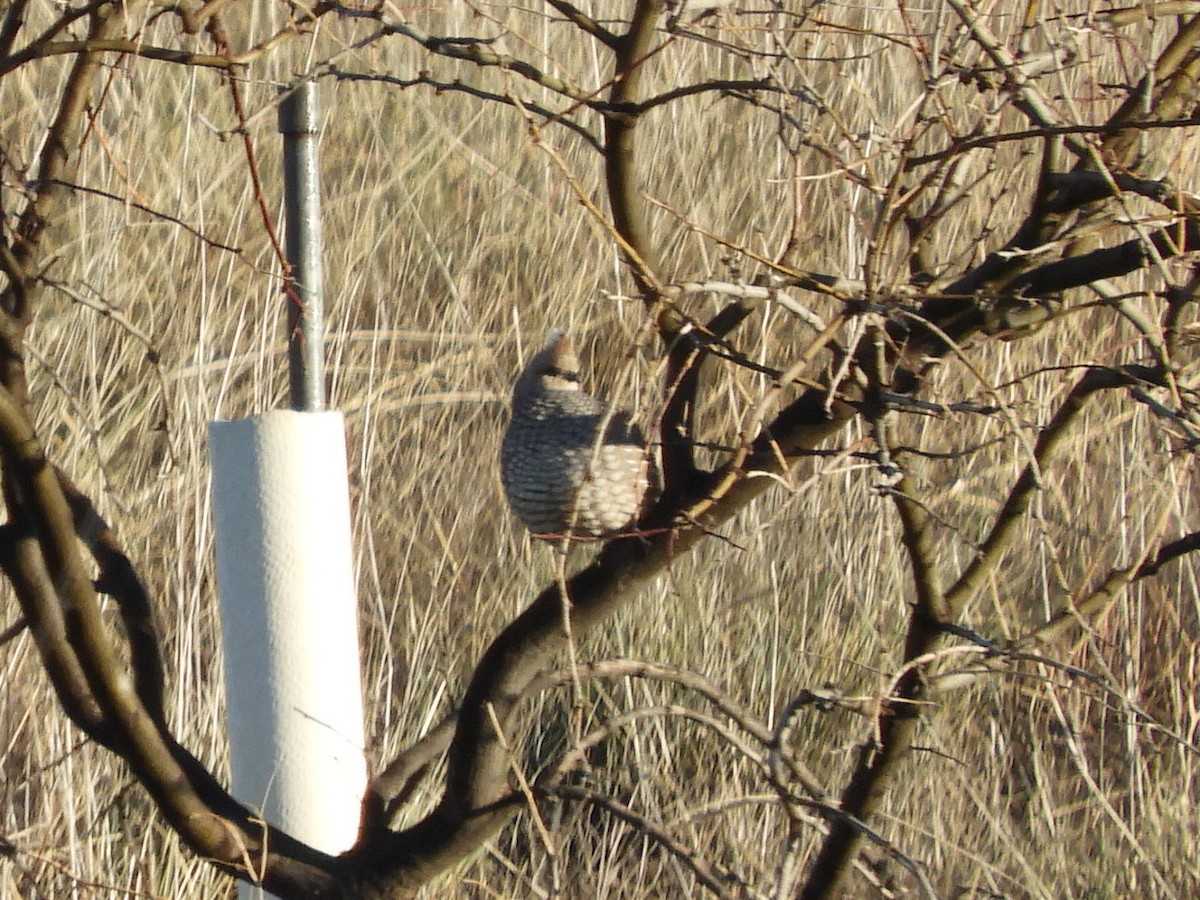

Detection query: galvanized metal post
(279, 82), (326, 412)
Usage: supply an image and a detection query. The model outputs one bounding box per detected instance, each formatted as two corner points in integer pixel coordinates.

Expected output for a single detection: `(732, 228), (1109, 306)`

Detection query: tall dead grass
(1, 1), (1198, 897)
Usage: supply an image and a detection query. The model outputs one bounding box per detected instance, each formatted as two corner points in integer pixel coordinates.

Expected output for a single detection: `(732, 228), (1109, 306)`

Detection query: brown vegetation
(2, 1), (1199, 897)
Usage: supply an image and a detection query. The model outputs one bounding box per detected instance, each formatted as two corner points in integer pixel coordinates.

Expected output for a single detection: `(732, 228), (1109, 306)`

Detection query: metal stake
(279, 81), (326, 412)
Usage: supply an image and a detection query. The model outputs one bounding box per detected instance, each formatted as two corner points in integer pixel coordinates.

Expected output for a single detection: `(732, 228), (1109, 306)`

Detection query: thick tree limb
(58, 470), (167, 725)
(659, 302), (754, 503)
(605, 0), (668, 312)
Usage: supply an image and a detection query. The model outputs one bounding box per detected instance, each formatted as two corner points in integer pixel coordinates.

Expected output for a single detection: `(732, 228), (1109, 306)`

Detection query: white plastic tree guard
(211, 410), (366, 895)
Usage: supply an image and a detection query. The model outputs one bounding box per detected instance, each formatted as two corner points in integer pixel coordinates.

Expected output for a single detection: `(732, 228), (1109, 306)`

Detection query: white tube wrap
(210, 409), (366, 856)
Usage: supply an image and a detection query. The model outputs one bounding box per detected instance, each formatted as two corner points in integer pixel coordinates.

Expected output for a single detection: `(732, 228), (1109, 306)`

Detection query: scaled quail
(501, 332), (651, 539)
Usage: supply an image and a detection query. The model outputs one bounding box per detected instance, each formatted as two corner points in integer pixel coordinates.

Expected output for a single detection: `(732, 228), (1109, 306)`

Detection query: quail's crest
(500, 331), (651, 539)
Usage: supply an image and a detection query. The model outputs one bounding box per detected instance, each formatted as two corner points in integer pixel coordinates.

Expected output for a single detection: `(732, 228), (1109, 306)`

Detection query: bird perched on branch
(500, 331), (652, 539)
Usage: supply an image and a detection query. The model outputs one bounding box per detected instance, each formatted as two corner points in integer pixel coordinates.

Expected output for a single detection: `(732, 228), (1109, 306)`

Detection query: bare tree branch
(545, 0), (620, 49)
(0, 38), (235, 76)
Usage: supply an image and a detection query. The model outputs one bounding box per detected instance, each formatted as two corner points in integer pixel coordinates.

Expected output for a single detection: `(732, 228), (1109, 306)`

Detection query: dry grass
(2, 1), (1199, 897)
